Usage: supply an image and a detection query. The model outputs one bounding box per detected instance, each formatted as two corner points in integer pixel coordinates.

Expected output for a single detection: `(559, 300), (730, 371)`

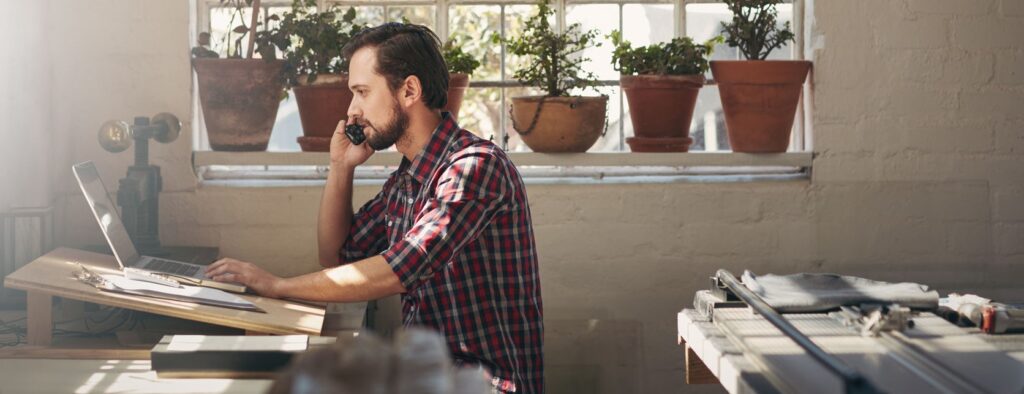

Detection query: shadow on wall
(544, 313), (643, 393)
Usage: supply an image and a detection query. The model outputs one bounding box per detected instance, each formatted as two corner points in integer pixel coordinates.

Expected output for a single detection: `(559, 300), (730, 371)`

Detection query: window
(194, 1), (810, 182)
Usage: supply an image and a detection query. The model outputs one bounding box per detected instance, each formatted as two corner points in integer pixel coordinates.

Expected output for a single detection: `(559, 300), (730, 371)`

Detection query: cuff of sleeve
(381, 241), (427, 290)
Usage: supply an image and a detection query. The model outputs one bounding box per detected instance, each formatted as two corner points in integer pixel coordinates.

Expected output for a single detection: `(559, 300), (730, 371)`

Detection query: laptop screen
(72, 161), (139, 268)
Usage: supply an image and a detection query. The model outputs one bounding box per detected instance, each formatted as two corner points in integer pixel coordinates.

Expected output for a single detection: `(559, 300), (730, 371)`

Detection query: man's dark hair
(343, 22), (449, 110)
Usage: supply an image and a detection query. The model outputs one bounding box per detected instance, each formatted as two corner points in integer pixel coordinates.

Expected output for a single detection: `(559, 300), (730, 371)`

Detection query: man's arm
(205, 255), (406, 302)
(277, 255), (406, 302)
(317, 162), (355, 268)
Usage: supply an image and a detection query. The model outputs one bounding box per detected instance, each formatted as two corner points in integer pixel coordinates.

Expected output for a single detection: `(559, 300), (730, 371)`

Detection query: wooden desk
(3, 248), (325, 346)
(0, 358), (272, 393)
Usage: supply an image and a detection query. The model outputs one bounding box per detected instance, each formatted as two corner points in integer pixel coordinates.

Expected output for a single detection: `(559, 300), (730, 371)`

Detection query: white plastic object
(124, 267), (183, 288)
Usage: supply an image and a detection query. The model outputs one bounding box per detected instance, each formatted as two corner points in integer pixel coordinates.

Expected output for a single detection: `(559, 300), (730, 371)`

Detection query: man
(206, 23), (544, 393)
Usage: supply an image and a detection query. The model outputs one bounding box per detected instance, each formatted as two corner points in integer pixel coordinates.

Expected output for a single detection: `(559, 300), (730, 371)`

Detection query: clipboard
(73, 264), (264, 313)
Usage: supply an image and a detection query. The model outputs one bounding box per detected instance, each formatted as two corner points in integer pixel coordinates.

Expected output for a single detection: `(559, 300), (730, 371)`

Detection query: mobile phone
(345, 123), (366, 145)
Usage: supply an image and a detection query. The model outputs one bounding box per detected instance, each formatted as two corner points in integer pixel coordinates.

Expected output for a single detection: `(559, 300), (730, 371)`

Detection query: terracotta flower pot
(445, 73), (470, 121)
(621, 74), (704, 140)
(625, 136), (694, 153)
(193, 58), (285, 151)
(293, 74), (353, 152)
(711, 60), (811, 153)
(510, 96), (608, 153)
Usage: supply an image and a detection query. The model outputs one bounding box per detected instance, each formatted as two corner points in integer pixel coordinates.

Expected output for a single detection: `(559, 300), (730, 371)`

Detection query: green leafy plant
(500, 0), (602, 97)
(443, 36), (482, 75)
(720, 0), (795, 60)
(609, 31), (722, 75)
(264, 0), (366, 86)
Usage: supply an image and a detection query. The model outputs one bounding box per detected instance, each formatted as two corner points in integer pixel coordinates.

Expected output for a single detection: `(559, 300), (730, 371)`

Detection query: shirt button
(407, 198), (414, 204)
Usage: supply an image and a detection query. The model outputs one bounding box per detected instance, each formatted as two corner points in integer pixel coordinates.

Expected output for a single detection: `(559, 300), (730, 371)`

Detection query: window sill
(192, 151), (813, 186)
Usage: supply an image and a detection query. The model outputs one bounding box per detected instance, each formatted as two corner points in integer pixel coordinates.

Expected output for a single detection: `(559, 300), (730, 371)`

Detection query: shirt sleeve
(339, 185), (389, 265)
(382, 152), (509, 289)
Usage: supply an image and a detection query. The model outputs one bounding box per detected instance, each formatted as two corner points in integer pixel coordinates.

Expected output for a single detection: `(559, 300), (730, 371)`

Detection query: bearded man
(206, 22), (544, 394)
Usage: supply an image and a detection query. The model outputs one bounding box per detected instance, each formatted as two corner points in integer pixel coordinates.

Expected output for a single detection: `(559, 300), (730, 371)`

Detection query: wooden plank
(5, 248), (325, 337)
(0, 346), (149, 360)
(26, 291), (52, 346)
(685, 342), (719, 385)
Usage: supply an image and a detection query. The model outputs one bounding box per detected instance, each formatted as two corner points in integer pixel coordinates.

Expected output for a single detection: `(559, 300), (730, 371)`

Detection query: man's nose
(347, 98), (360, 120)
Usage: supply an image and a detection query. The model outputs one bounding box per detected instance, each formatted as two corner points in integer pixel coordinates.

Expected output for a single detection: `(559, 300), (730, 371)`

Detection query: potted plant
(713, 0), (810, 153)
(502, 0), (608, 153)
(192, 0), (286, 151)
(442, 36), (481, 122)
(266, 2), (366, 152)
(610, 31), (720, 152)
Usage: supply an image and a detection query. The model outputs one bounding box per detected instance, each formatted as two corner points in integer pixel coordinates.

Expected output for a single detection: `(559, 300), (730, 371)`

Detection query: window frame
(192, 0), (812, 180)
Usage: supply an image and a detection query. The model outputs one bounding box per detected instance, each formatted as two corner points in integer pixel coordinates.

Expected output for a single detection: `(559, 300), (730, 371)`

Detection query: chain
(509, 96), (609, 139)
(509, 96), (550, 136)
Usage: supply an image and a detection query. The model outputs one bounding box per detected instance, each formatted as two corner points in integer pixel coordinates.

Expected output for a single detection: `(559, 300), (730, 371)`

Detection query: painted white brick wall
(18, 0), (1023, 392)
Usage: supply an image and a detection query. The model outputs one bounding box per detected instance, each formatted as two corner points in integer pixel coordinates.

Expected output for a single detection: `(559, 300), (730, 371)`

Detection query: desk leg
(681, 339), (718, 385)
(26, 292), (53, 346)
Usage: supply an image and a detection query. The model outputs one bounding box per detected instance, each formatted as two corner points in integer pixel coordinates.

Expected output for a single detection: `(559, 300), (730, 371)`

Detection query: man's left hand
(205, 258), (282, 298)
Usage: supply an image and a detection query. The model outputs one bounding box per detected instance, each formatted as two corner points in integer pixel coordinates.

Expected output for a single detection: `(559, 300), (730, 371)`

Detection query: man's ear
(400, 75), (423, 108)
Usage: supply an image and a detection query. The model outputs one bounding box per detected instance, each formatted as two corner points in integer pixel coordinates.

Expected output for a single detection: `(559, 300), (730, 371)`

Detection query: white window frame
(192, 0), (813, 182)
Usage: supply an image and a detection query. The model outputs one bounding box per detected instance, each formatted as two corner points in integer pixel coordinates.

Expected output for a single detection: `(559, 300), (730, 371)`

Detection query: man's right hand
(330, 118), (374, 169)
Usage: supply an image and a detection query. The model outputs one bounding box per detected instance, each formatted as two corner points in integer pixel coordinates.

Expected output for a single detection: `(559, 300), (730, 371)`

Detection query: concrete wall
(13, 0), (1024, 392)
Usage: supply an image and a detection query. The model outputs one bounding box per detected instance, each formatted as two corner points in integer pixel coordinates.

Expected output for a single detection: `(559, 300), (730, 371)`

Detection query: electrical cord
(0, 305), (141, 347)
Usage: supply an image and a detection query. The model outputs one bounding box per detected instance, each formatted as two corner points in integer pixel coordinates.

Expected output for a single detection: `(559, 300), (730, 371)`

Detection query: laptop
(72, 161), (245, 293)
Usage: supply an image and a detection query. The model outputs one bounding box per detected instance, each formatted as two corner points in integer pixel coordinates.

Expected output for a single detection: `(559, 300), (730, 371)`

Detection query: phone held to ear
(345, 124), (366, 145)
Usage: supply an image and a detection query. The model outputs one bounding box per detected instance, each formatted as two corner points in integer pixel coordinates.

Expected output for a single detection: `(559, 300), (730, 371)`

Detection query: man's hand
(331, 118), (374, 169)
(205, 258), (282, 298)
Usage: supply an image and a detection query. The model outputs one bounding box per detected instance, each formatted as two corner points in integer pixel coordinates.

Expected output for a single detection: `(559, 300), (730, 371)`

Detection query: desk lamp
(97, 113), (180, 254)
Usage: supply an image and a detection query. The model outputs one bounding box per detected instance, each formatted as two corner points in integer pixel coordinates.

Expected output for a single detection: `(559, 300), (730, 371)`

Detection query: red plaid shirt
(340, 113), (544, 393)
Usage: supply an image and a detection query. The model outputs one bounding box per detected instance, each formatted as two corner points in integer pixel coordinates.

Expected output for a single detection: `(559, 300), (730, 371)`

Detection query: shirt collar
(403, 112), (460, 185)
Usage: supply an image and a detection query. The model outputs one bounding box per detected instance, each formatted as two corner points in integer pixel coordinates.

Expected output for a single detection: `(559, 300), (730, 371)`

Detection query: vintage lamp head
(98, 112), (181, 153)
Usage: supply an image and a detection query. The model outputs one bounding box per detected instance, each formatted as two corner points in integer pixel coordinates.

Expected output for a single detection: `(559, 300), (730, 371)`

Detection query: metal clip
(72, 263), (115, 290)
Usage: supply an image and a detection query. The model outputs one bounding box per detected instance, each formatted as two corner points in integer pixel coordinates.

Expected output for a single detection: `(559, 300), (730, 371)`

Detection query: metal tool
(714, 269), (881, 394)
(835, 305), (914, 337)
(981, 304), (1024, 334)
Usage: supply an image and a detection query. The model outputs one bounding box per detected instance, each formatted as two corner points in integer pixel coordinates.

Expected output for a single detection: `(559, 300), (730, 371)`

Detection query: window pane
(351, 6), (385, 26)
(268, 92), (302, 151)
(622, 4), (673, 47)
(589, 87), (623, 152)
(566, 4), (618, 81)
(689, 85), (731, 152)
(686, 3), (793, 62)
(457, 87), (501, 142)
(388, 5), (436, 28)
(686, 3), (738, 65)
(504, 4), (541, 80)
(209, 7), (256, 58)
(448, 5), (502, 81)
(766, 4), (793, 60)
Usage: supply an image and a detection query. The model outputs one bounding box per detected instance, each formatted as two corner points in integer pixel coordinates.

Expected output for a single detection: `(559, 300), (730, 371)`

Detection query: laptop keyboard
(145, 258), (201, 277)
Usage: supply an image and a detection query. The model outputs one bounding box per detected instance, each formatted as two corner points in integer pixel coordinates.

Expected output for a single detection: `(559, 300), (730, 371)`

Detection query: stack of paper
(99, 274), (261, 312)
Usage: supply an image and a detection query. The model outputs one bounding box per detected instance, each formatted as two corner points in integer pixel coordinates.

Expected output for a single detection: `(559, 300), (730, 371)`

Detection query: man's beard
(366, 98), (409, 151)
